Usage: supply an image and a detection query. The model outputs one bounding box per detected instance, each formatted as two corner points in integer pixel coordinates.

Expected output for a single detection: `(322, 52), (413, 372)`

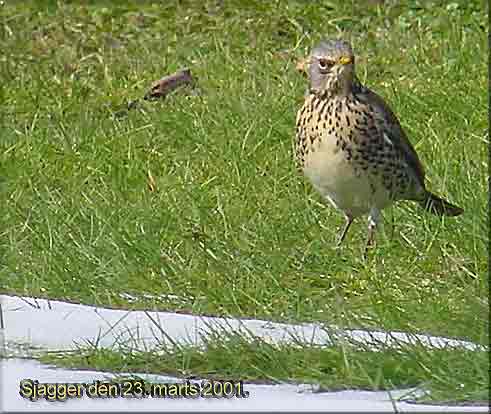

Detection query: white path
(1, 295), (488, 412)
(1, 295), (482, 352)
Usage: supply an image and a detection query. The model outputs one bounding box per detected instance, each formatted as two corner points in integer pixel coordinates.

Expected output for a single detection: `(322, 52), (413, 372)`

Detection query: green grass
(40, 330), (489, 405)
(1, 0), (488, 404)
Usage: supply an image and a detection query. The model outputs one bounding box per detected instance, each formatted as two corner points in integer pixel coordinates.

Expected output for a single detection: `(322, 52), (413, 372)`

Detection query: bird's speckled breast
(295, 94), (399, 217)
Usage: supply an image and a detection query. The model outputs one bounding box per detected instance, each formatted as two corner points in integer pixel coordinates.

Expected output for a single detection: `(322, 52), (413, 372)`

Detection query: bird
(294, 39), (463, 253)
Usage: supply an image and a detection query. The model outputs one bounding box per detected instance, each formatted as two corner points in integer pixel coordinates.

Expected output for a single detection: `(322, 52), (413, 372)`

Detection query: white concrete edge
(1, 294), (485, 354)
(5, 358), (487, 412)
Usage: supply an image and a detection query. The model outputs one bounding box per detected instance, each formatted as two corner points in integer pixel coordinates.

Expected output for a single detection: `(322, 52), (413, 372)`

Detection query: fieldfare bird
(294, 40), (463, 253)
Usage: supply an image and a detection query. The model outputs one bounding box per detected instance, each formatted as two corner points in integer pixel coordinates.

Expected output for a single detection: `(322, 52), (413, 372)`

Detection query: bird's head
(306, 40), (355, 98)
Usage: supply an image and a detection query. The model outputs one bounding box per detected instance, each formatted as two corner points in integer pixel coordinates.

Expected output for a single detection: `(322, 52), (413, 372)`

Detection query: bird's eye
(318, 58), (334, 71)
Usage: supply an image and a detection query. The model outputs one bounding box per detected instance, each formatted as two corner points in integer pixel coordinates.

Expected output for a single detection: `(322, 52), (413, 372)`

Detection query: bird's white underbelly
(303, 138), (391, 217)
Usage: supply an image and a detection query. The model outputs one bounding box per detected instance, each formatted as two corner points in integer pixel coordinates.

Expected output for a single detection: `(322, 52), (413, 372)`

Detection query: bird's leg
(336, 214), (354, 247)
(364, 208), (381, 257)
(390, 210), (395, 241)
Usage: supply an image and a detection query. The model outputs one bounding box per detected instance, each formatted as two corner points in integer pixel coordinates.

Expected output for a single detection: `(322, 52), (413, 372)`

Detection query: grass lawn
(1, 0), (488, 404)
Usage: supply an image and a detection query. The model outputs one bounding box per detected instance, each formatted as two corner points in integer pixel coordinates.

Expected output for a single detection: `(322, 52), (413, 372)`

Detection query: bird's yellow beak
(338, 56), (353, 65)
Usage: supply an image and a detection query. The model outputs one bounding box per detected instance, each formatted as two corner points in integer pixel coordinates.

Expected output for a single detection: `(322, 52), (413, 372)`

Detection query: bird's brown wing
(355, 83), (426, 185)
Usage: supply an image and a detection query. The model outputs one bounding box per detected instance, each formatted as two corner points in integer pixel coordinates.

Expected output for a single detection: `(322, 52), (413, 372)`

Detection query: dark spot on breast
(345, 147), (352, 161)
(319, 100), (328, 115)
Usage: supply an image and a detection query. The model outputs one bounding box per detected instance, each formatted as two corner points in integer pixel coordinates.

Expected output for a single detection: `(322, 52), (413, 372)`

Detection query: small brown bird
(295, 40), (463, 252)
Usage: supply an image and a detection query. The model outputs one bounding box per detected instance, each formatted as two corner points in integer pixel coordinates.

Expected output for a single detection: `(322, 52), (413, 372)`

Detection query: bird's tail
(419, 192), (463, 217)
